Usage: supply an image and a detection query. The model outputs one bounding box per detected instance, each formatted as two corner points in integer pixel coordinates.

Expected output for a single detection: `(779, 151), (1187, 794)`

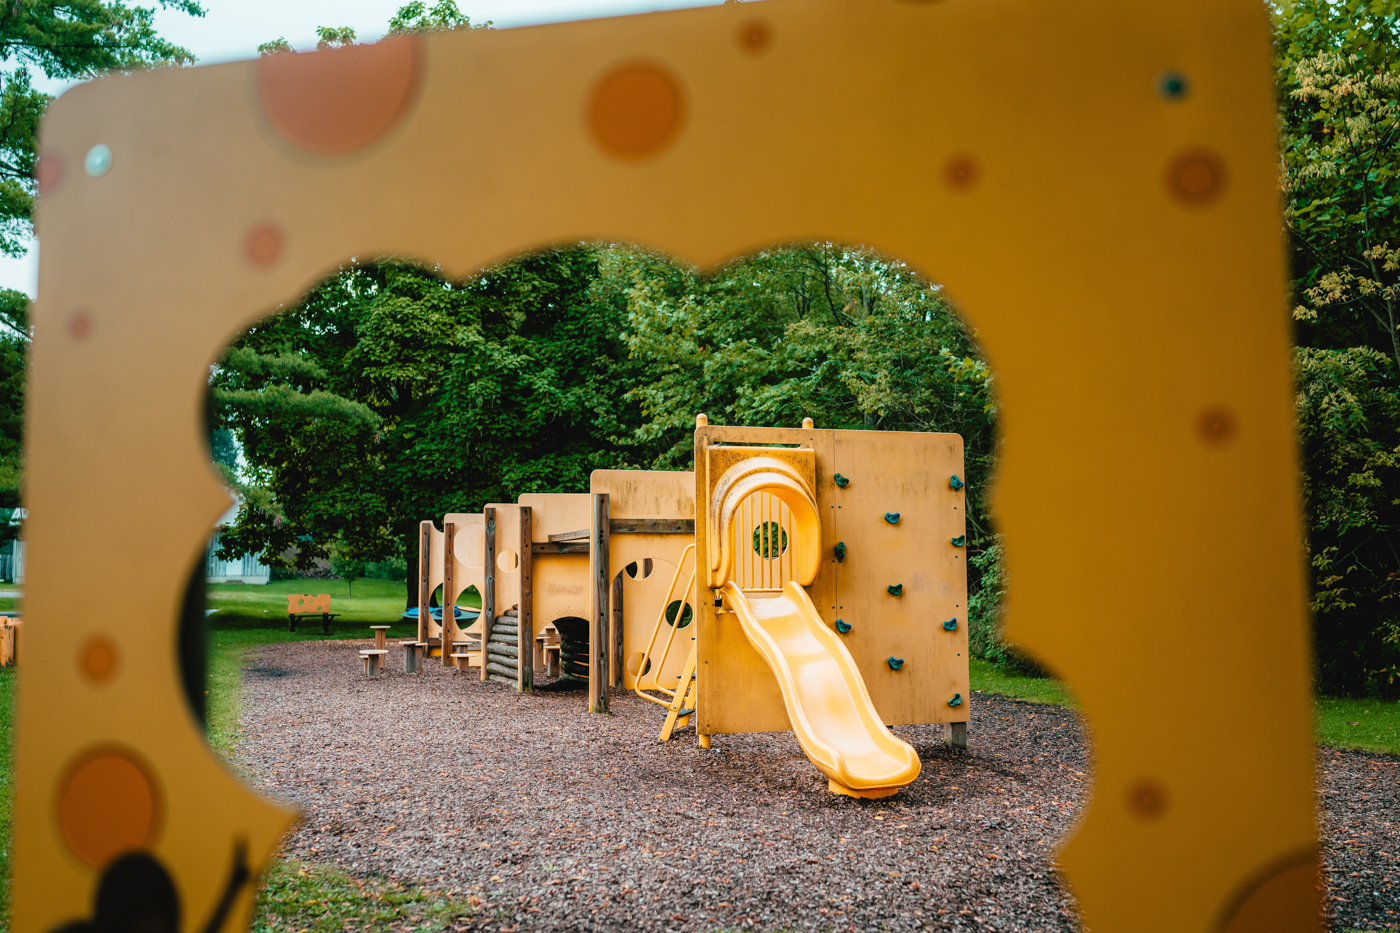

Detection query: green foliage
(1277, 0), (1400, 697)
(612, 244), (997, 539)
(0, 0), (205, 254)
(388, 0), (489, 34)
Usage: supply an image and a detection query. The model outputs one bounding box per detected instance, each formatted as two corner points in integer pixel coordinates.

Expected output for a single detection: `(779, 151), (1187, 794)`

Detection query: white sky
(0, 0), (719, 297)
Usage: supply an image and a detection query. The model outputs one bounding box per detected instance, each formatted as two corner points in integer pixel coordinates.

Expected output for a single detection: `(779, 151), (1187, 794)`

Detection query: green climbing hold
(888, 657), (905, 671)
(950, 535), (966, 547)
(947, 693), (963, 708)
(887, 584), (903, 596)
(950, 475), (965, 490)
(833, 473), (850, 488)
(834, 541), (846, 563)
(942, 617), (958, 631)
(835, 619), (852, 634)
(884, 512), (900, 525)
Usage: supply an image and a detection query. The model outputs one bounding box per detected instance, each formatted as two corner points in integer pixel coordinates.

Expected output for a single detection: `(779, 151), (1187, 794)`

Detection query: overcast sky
(0, 0), (719, 297)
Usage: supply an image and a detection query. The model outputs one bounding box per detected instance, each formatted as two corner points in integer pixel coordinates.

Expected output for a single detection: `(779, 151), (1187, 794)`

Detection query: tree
(212, 249), (656, 607)
(0, 0), (206, 255)
(1276, 0), (1400, 696)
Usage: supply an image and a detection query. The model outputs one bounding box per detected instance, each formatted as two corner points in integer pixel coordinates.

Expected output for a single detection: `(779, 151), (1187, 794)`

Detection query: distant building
(206, 501), (271, 585)
(1, 508), (24, 584)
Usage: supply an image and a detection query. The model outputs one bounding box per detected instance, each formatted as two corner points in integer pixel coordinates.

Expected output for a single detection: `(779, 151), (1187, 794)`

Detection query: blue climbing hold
(887, 584), (903, 596)
(950, 535), (966, 547)
(948, 693), (963, 708)
(942, 617), (958, 631)
(833, 473), (850, 488)
(950, 475), (965, 490)
(834, 542), (846, 563)
(888, 657), (905, 671)
(835, 619), (852, 634)
(884, 512), (900, 525)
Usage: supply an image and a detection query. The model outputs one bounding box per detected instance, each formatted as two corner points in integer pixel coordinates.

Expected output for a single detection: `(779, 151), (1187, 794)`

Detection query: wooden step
(487, 673), (517, 686)
(488, 643), (519, 659)
(487, 653), (517, 668)
(489, 635), (519, 648)
(486, 661), (517, 678)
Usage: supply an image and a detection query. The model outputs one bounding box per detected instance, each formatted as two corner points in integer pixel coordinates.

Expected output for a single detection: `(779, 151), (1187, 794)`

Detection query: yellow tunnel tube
(711, 459), (920, 797)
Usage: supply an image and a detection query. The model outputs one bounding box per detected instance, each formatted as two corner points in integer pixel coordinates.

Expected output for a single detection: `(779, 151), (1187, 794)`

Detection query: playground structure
(415, 417), (969, 798)
(15, 0), (1322, 929)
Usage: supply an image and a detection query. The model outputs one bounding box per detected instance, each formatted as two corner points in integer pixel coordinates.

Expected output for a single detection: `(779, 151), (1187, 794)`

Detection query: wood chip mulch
(234, 640), (1398, 932)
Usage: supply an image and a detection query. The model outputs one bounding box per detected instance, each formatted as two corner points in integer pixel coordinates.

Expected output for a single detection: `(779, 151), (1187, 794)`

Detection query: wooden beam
(531, 541), (590, 555)
(483, 507), (495, 683)
(591, 493), (610, 713)
(442, 522), (455, 667)
(612, 569), (624, 688)
(610, 518), (695, 535)
(547, 528), (590, 542)
(418, 522), (432, 645)
(519, 506), (534, 692)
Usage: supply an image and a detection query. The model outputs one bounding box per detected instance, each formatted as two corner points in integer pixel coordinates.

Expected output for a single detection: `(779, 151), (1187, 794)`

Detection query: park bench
(287, 594), (339, 634)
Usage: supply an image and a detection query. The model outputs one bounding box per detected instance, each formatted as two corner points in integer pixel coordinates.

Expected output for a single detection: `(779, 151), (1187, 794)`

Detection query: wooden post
(949, 722), (968, 748)
(611, 571), (624, 688)
(483, 507), (495, 683)
(519, 506), (534, 692)
(418, 522), (432, 645)
(442, 521), (456, 667)
(591, 493), (611, 713)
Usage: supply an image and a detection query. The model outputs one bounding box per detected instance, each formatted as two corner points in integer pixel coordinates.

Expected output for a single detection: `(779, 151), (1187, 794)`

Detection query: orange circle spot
(244, 223), (286, 269)
(588, 62), (686, 160)
(1196, 404), (1238, 447)
(943, 154), (980, 191)
(79, 636), (118, 684)
(1166, 147), (1227, 207)
(57, 747), (161, 869)
(67, 311), (92, 343)
(1125, 778), (1169, 821)
(36, 152), (65, 196)
(257, 37), (424, 156)
(737, 19), (773, 54)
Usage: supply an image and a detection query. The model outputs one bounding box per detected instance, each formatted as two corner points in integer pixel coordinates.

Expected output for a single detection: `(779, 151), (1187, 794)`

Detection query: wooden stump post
(949, 722), (967, 748)
(591, 493), (611, 713)
(418, 522), (432, 645)
(483, 507), (496, 683)
(519, 506), (534, 692)
(442, 522), (456, 667)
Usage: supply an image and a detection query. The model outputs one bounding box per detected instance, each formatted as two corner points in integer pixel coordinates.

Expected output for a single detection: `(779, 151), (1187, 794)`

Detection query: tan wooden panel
(518, 494), (592, 628)
(831, 430), (968, 725)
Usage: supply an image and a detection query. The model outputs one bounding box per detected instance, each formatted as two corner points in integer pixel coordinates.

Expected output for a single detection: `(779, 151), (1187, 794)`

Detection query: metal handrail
(633, 543), (697, 708)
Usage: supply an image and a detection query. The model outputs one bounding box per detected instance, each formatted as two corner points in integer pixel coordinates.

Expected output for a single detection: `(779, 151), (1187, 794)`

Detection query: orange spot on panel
(1217, 847), (1322, 933)
(244, 223), (286, 270)
(943, 154), (980, 191)
(1197, 404), (1238, 447)
(737, 19), (773, 54)
(57, 747), (161, 869)
(1167, 147), (1228, 207)
(36, 152), (65, 196)
(588, 62), (686, 160)
(67, 311), (92, 343)
(78, 636), (118, 684)
(257, 38), (424, 156)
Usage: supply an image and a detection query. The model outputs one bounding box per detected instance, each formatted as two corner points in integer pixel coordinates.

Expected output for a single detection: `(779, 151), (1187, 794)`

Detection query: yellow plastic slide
(721, 580), (921, 798)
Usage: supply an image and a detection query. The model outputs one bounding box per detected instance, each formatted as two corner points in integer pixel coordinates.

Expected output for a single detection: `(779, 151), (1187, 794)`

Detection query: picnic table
(287, 594), (340, 635)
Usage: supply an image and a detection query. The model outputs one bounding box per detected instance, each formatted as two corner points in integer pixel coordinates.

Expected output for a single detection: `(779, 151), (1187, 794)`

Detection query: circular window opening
(624, 558), (655, 580)
(664, 599), (694, 629)
(752, 521), (789, 560)
(497, 549), (519, 573)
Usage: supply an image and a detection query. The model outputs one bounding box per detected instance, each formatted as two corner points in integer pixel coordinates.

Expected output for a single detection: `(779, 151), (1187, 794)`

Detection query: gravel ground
(235, 640), (1398, 932)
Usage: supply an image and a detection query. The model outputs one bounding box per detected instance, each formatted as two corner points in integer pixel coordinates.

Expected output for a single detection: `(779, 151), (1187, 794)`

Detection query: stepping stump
(360, 649), (388, 677)
(400, 640), (425, 673)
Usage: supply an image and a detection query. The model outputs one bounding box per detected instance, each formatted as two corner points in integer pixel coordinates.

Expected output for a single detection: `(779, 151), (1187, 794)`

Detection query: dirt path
(234, 640), (1396, 931)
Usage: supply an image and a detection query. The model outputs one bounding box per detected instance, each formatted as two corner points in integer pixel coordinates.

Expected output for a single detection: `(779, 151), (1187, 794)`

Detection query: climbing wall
(694, 425), (968, 737)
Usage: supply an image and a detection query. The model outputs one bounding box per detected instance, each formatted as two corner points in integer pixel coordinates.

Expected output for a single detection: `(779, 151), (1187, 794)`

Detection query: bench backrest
(287, 594), (332, 614)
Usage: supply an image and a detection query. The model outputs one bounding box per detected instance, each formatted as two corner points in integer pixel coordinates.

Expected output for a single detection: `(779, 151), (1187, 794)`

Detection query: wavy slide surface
(721, 580), (920, 797)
